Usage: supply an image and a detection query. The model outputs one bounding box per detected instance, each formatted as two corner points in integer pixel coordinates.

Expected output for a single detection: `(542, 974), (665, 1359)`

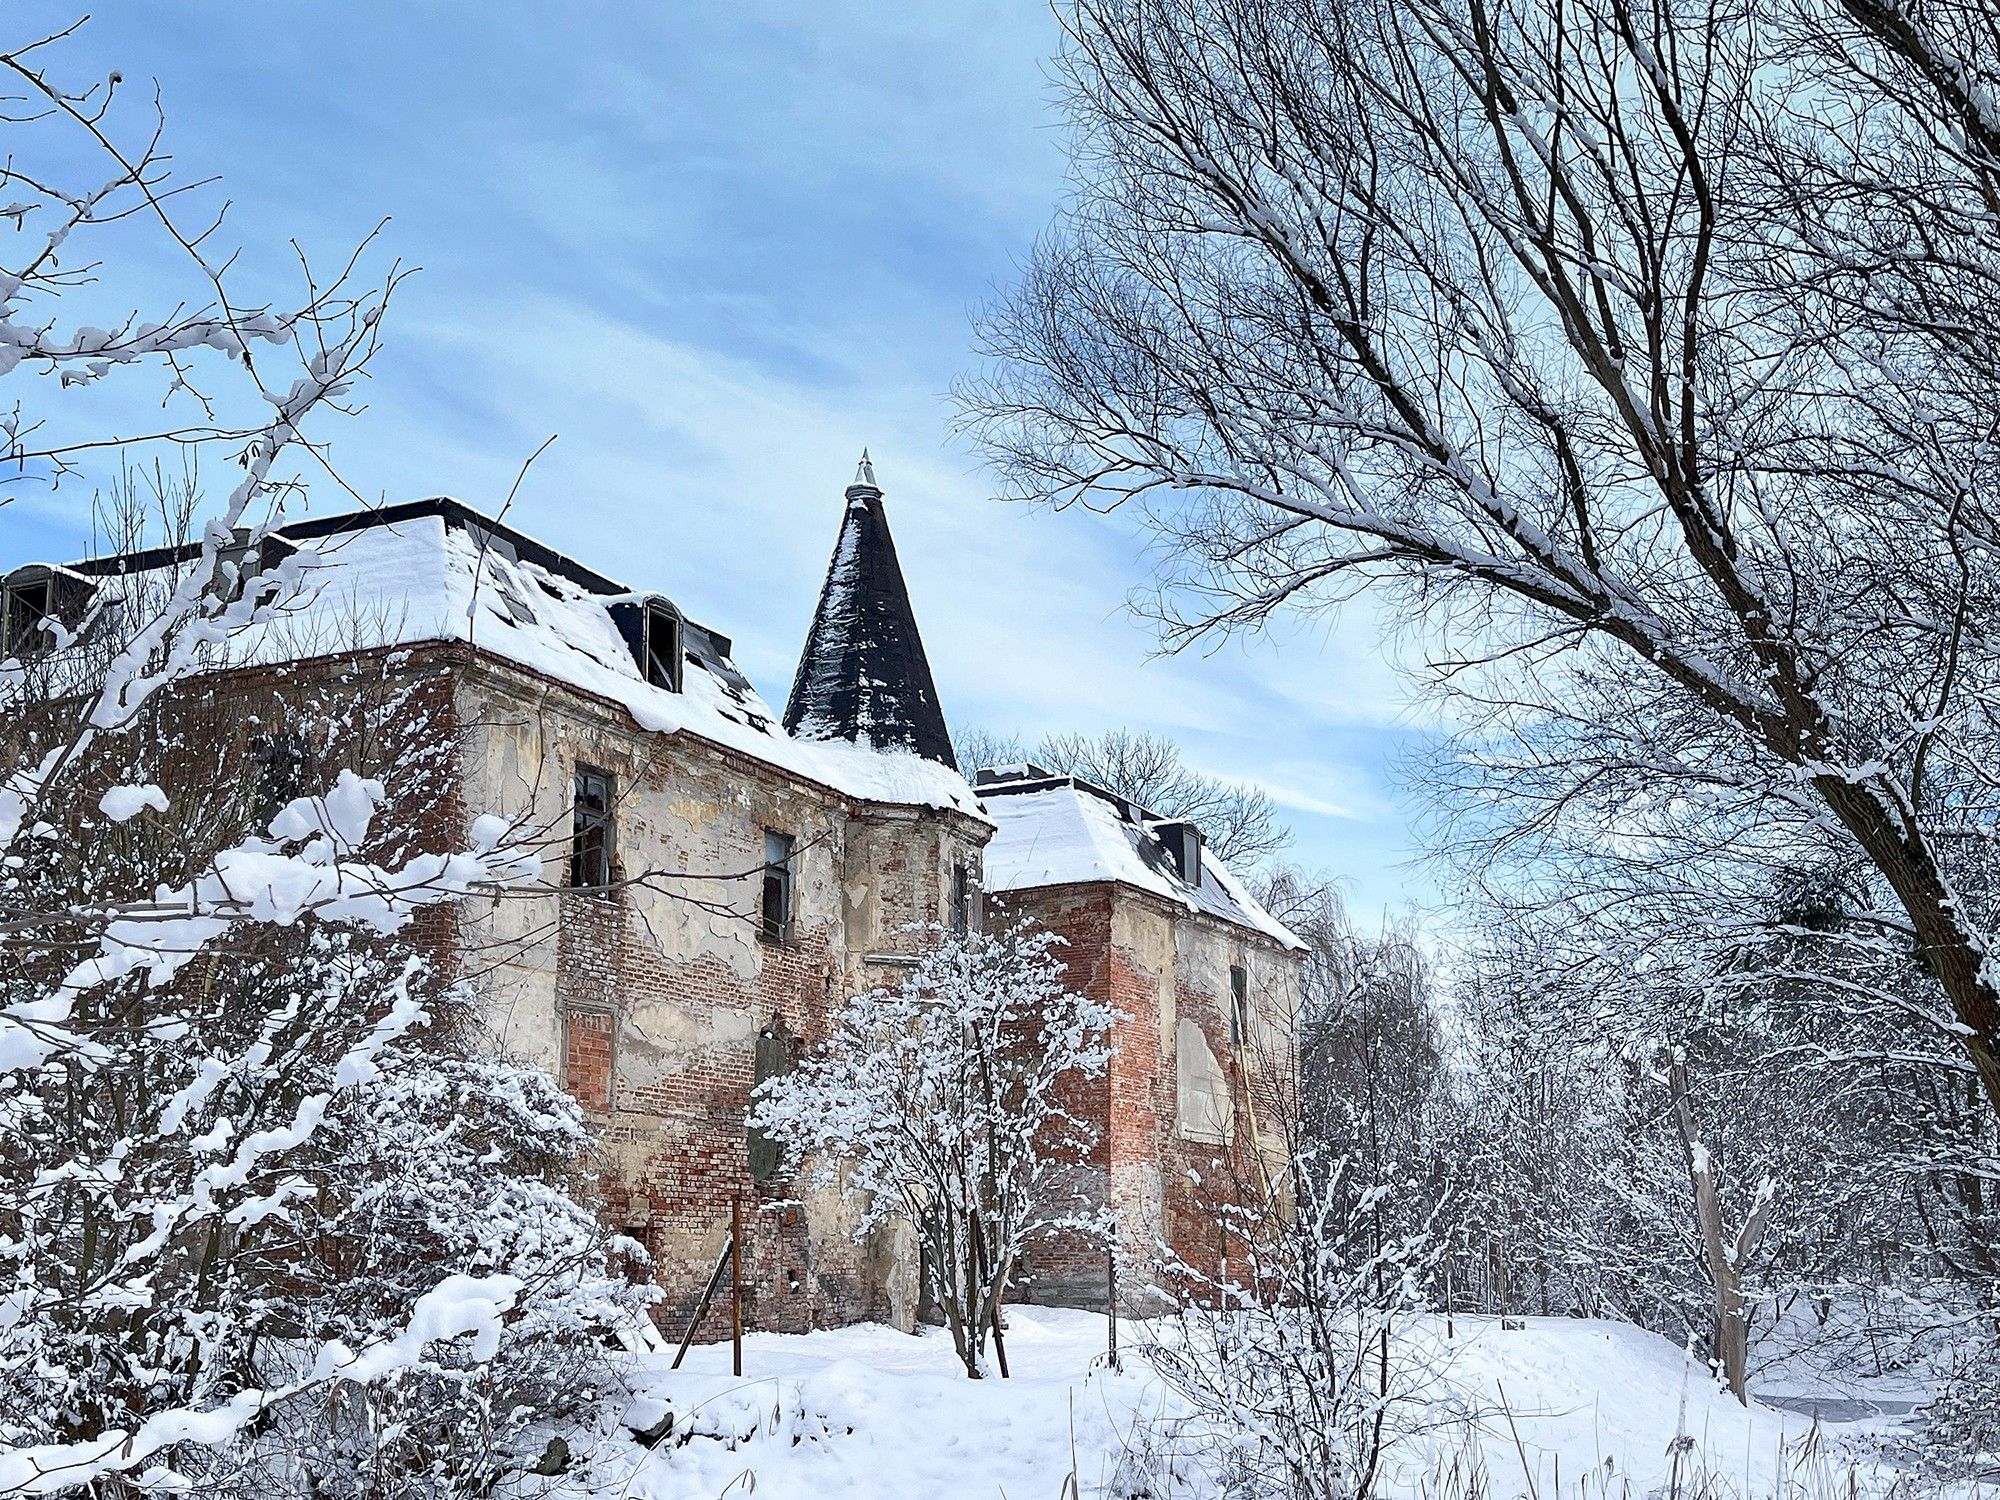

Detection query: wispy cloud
(6, 0), (1447, 919)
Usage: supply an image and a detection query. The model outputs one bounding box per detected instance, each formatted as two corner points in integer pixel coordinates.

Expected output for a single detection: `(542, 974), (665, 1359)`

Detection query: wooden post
(1107, 1247), (1120, 1371)
(730, 1194), (744, 1378)
(989, 1294), (1011, 1379)
(671, 1230), (736, 1370)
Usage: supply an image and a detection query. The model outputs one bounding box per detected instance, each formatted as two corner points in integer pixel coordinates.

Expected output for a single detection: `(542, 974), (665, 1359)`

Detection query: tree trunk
(1669, 1062), (1774, 1403)
(1815, 775), (2000, 1122)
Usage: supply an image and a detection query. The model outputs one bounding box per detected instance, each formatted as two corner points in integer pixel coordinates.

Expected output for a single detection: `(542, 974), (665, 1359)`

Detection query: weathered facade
(3, 459), (1303, 1337)
(978, 769), (1303, 1308)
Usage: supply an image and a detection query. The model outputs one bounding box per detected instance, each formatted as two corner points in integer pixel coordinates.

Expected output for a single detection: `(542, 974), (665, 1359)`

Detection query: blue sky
(3, 2), (1438, 922)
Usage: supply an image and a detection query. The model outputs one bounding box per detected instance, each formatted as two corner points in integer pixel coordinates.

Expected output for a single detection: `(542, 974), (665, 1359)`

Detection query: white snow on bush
(97, 784), (167, 823)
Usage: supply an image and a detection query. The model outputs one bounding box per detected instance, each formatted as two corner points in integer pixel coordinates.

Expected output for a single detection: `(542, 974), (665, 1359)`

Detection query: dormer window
(610, 595), (684, 693)
(210, 532), (295, 605)
(2, 564), (95, 658)
(640, 599), (683, 692)
(1156, 820), (1203, 887)
(2, 573), (53, 655)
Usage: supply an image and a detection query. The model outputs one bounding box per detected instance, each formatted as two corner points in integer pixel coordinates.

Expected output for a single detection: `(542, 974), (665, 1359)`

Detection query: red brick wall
(990, 881), (1299, 1311)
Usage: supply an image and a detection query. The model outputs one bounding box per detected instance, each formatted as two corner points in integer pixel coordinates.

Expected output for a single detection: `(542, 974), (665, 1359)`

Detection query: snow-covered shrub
(226, 1003), (654, 1499)
(1921, 1314), (2000, 1481)
(0, 670), (647, 1495)
(1131, 1143), (1445, 1500)
(748, 922), (1117, 1378)
(0, 25), (653, 1492)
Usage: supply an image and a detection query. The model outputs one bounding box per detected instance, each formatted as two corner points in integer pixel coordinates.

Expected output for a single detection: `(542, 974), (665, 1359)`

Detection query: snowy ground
(556, 1308), (1936, 1500)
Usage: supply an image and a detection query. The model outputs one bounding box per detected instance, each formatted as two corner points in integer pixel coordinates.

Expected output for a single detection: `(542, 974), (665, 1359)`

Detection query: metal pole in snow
(730, 1194), (744, 1377)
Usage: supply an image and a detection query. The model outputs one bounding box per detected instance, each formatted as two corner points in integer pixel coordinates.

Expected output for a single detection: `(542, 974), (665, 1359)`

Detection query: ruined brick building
(1, 457), (1303, 1336)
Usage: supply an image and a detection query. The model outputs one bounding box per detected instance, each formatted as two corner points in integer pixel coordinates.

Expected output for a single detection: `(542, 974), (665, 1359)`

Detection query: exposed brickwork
(563, 1011), (615, 1111)
(88, 634), (1300, 1343)
(993, 880), (1302, 1311)
(452, 655), (988, 1340)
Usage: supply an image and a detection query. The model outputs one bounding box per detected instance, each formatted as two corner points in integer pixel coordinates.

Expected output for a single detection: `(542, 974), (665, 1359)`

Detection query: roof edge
(66, 496), (631, 597)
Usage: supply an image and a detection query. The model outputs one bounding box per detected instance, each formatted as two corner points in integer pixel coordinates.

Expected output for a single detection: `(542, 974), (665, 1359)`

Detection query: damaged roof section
(974, 766), (1304, 949)
(48, 495), (984, 819)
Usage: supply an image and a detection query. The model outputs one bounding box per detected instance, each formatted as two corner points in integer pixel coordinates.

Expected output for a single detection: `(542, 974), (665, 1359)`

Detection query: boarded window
(1229, 965), (1250, 1045)
(760, 829), (795, 942)
(748, 1021), (794, 1180)
(1176, 1018), (1233, 1145)
(571, 767), (615, 893)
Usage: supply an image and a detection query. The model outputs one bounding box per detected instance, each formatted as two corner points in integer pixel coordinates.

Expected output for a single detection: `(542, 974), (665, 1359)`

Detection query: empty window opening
(249, 731), (311, 829)
(761, 829), (795, 942)
(2, 574), (53, 657)
(641, 600), (684, 692)
(571, 767), (615, 894)
(1156, 820), (1203, 887)
(1229, 964), (1250, 1046)
(213, 540), (281, 604)
(3, 565), (100, 657)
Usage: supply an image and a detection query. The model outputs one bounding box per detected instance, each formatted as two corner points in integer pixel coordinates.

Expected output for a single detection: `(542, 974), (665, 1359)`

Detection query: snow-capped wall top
(782, 457), (959, 770)
(976, 770), (1304, 950)
(62, 498), (985, 819)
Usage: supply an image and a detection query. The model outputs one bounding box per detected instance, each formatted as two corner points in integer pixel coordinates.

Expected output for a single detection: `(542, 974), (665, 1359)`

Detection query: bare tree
(956, 723), (1291, 864)
(967, 0), (2000, 1126)
(0, 24), (633, 1494)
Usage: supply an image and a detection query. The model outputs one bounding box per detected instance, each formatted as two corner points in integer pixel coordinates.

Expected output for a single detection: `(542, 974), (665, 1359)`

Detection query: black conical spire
(784, 454), (958, 770)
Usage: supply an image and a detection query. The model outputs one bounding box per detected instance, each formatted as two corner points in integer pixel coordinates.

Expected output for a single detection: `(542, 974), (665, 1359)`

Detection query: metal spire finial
(848, 449), (880, 497)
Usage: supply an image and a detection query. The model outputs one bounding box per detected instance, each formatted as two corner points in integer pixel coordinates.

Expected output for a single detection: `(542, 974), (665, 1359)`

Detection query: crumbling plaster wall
(994, 881), (1302, 1310)
(452, 659), (987, 1337)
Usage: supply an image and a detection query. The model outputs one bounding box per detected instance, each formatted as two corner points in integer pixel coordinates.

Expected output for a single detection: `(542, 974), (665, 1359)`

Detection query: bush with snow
(0, 28), (641, 1494)
(1130, 1139), (1445, 1500)
(748, 922), (1117, 1378)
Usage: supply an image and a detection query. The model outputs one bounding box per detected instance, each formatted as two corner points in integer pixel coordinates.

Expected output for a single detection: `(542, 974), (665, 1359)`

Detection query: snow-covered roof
(976, 771), (1304, 950)
(63, 499), (985, 819)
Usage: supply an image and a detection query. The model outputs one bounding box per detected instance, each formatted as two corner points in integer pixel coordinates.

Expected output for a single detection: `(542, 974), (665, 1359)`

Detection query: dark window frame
(248, 731), (312, 829)
(571, 766), (616, 895)
(641, 599), (684, 693)
(1229, 964), (1250, 1046)
(2, 574), (54, 657)
(760, 828), (796, 943)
